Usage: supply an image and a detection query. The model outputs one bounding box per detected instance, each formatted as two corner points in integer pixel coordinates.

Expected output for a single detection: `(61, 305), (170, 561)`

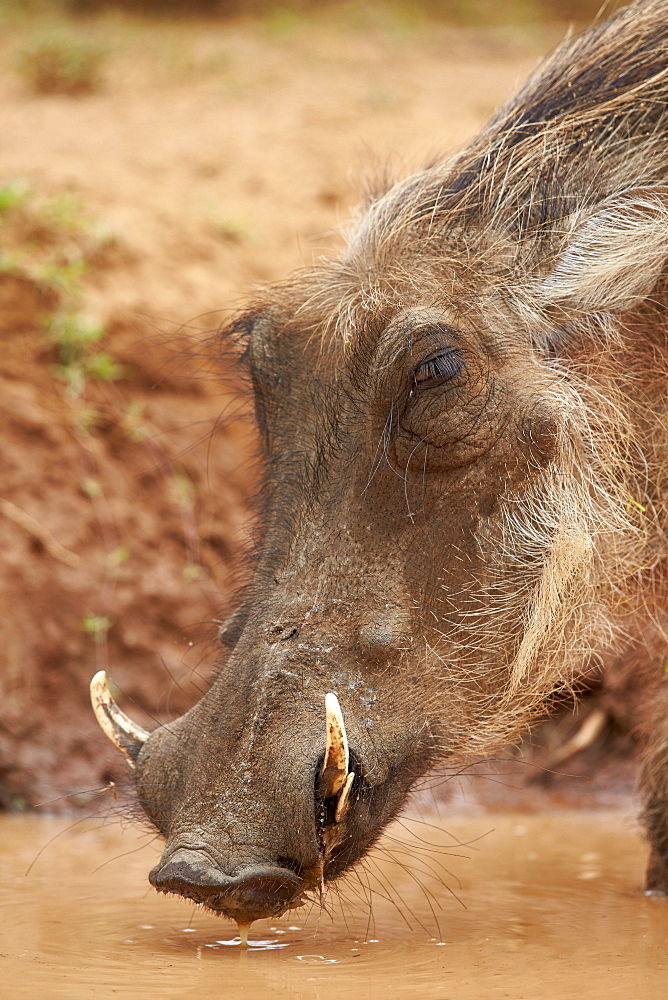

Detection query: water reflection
(215, 937), (290, 950)
(2, 812), (667, 999)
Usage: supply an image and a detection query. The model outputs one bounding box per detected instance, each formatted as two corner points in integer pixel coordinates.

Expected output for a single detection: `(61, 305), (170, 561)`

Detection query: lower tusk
(90, 670), (149, 768)
(334, 771), (355, 824)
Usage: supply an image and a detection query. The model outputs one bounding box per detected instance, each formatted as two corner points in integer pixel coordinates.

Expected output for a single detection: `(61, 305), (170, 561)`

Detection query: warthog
(92, 0), (668, 928)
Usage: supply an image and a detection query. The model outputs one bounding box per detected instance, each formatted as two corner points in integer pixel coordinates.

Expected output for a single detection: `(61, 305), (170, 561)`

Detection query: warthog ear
(540, 187), (668, 314)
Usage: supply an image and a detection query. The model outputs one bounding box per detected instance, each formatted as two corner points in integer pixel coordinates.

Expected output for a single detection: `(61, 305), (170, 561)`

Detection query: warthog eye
(412, 349), (462, 389)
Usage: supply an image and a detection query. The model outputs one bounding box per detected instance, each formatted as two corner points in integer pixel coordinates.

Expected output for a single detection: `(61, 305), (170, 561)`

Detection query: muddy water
(2, 811), (666, 1000)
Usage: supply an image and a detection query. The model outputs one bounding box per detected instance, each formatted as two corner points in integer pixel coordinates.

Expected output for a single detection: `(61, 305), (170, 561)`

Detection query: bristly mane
(353, 0), (668, 258)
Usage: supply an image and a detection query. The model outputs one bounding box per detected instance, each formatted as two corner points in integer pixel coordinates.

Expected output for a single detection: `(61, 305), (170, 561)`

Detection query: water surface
(2, 811), (666, 999)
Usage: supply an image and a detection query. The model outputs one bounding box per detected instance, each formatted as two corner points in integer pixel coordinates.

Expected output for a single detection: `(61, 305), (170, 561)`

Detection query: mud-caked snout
(149, 848), (307, 921)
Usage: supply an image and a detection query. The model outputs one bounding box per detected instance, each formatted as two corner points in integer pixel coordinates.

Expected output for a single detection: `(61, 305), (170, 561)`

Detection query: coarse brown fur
(124, 0), (668, 922)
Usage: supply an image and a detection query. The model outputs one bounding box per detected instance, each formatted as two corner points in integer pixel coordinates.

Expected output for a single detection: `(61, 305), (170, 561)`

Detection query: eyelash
(412, 349), (461, 388)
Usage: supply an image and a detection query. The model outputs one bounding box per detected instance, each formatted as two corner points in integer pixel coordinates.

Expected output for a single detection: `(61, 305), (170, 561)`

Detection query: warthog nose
(148, 848), (303, 919)
(149, 848), (230, 897)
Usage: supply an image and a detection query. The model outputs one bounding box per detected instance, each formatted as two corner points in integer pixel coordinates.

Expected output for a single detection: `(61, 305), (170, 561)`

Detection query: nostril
(149, 851), (305, 919)
(148, 848), (232, 899)
(229, 866), (302, 911)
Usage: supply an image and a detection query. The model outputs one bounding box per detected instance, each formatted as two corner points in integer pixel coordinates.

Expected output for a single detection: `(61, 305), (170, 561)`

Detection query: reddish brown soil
(0, 10), (636, 813)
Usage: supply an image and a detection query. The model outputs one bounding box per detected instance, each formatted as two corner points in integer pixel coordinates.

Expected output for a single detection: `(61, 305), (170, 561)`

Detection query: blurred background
(0, 0), (633, 815)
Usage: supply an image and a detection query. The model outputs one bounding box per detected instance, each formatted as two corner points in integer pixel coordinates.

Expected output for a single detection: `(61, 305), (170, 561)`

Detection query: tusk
(318, 692), (349, 798)
(317, 692), (357, 850)
(90, 670), (149, 768)
(334, 770), (355, 824)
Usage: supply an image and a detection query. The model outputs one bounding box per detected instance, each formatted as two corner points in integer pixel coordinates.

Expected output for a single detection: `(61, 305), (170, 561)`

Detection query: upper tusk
(318, 691), (349, 799)
(90, 670), (149, 768)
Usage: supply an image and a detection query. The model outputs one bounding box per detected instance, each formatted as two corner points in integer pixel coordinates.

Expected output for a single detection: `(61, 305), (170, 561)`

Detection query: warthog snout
(149, 849), (305, 920)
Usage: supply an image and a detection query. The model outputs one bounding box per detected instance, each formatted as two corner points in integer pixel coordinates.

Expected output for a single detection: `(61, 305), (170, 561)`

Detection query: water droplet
(181, 928), (196, 933)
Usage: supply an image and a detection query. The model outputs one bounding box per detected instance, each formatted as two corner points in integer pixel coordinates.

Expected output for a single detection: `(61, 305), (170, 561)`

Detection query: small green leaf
(81, 614), (113, 643)
(0, 178), (29, 214)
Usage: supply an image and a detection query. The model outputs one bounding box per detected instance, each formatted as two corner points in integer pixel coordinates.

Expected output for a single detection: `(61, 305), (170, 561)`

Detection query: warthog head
(92, 1), (668, 923)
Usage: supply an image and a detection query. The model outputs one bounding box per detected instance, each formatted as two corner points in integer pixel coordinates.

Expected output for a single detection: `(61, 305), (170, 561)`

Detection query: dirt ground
(0, 5), (639, 813)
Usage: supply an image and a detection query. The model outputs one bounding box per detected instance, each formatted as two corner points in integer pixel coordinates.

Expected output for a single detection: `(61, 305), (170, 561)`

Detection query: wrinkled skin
(134, 294), (561, 922)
